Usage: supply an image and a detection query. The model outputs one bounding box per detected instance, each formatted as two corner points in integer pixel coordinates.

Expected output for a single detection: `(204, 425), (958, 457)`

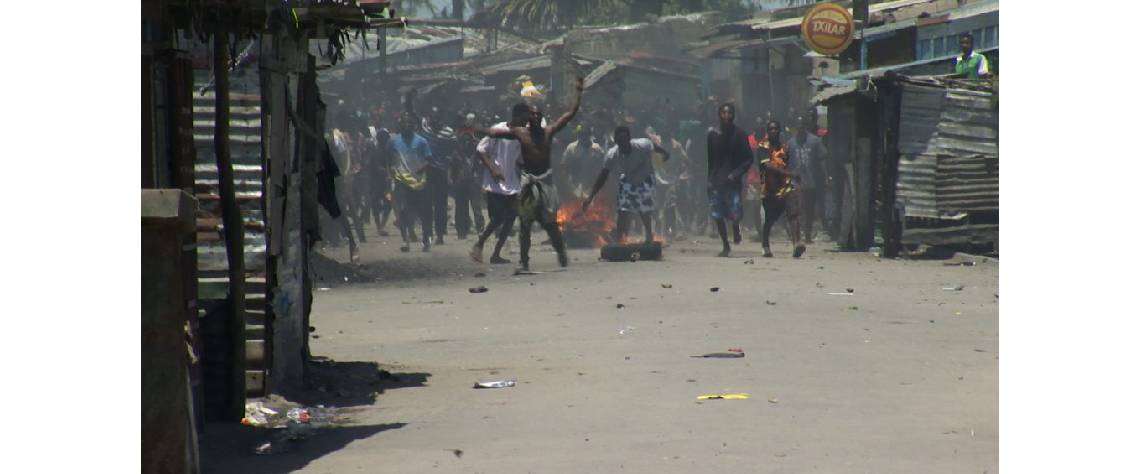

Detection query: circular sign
(801, 3), (855, 56)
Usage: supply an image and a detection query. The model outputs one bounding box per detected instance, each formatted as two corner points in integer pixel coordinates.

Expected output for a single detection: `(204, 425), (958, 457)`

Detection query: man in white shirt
(559, 126), (605, 200)
(469, 108), (527, 264)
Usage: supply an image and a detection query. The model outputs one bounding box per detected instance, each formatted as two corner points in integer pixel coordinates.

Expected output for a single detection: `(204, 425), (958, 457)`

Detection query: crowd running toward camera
(322, 76), (861, 271)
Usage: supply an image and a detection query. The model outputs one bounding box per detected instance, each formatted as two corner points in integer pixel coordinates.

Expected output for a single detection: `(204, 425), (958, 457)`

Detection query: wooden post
(213, 31), (246, 421)
(143, 56), (155, 188)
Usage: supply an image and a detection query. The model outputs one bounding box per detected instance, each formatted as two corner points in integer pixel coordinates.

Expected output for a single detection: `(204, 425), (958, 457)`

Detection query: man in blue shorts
(705, 103), (754, 257)
(582, 126), (671, 243)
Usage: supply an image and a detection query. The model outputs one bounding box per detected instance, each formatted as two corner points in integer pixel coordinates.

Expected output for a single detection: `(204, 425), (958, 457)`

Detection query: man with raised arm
(475, 77), (585, 271)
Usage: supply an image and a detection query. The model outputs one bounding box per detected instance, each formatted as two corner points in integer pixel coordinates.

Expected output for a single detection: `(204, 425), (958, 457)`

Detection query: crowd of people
(321, 79), (843, 268)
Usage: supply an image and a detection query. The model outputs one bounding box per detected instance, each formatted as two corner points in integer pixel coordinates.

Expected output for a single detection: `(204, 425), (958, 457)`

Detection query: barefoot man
(706, 103), (754, 257)
(581, 126), (671, 244)
(476, 77), (585, 271)
(469, 104), (529, 265)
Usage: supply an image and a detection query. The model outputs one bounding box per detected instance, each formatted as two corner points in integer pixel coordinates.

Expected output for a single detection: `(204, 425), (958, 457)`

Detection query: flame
(557, 198), (667, 247)
(619, 233), (667, 246)
(558, 198), (615, 248)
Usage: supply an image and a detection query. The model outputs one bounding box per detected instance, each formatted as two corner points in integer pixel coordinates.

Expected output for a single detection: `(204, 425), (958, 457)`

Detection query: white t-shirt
(478, 122), (523, 195)
(603, 138), (656, 184)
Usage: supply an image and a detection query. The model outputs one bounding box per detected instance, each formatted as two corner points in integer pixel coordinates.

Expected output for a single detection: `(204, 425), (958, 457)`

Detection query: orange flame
(557, 198), (668, 247)
(558, 198), (615, 248)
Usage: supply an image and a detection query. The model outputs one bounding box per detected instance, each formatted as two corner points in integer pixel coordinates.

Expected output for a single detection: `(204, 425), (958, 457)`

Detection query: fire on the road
(556, 198), (666, 248)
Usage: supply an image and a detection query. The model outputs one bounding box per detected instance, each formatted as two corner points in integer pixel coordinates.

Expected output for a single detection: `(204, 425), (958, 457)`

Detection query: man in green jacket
(954, 33), (990, 79)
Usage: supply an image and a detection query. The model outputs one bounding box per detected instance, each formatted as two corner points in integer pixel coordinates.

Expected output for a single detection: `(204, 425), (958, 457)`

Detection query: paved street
(206, 232), (997, 474)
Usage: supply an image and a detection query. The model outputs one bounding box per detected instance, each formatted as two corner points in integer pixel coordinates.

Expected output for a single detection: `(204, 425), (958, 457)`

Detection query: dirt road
(205, 232), (998, 473)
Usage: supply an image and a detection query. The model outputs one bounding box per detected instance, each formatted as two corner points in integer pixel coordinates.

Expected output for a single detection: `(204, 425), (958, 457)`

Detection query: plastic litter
(254, 442), (274, 455)
(287, 407), (311, 424)
(691, 352), (745, 358)
(697, 393), (749, 400)
(468, 286), (489, 293)
(474, 379), (516, 389)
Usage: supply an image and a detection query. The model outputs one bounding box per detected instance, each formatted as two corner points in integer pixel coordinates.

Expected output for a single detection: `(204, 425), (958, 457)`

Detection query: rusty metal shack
(816, 72), (998, 256)
(143, 2), (405, 471)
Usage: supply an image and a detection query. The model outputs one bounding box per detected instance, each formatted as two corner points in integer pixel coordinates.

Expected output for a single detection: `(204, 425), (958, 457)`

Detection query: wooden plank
(213, 32), (247, 422)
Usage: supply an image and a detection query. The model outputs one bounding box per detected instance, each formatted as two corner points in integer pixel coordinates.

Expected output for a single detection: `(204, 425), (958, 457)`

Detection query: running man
(582, 126), (671, 244)
(386, 112), (434, 252)
(469, 106), (528, 264)
(756, 119), (805, 258)
(706, 103), (754, 257)
(784, 112), (828, 244)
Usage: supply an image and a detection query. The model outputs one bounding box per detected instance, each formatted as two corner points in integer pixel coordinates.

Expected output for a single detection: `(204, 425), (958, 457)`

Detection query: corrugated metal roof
(837, 45), (997, 80)
(812, 82), (858, 104)
(583, 61), (619, 90)
(459, 85), (496, 93)
(948, 0), (998, 20)
(687, 35), (802, 59)
(477, 55), (551, 75)
(313, 24), (542, 68)
(750, 0), (943, 32)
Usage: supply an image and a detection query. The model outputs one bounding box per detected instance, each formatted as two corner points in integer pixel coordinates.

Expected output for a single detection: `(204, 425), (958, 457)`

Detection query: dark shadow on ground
(312, 250), (480, 287)
(274, 359), (432, 409)
(199, 421), (406, 474)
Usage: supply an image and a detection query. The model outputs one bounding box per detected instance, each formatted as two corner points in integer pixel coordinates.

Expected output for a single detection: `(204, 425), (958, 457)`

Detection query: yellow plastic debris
(697, 393), (750, 400)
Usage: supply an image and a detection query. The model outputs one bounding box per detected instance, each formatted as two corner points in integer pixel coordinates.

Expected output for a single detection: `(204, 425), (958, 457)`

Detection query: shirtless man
(476, 77), (584, 271)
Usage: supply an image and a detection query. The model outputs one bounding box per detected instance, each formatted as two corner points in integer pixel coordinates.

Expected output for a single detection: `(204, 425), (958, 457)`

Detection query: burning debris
(558, 197), (668, 251)
(557, 198), (615, 249)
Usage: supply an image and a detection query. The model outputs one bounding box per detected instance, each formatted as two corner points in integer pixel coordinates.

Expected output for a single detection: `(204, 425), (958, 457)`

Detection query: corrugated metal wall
(895, 80), (997, 246)
(192, 54), (272, 402)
